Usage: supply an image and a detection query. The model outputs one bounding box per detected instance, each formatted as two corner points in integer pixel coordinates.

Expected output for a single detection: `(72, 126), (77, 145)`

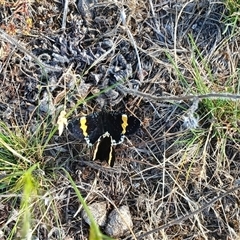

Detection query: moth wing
(125, 115), (140, 135)
(68, 112), (104, 144)
(92, 134), (115, 167)
(105, 112), (126, 143)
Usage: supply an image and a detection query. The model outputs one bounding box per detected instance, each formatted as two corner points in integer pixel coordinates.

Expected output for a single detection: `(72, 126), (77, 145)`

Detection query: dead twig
(138, 184), (240, 239)
(62, 0), (69, 31)
(121, 86), (240, 102)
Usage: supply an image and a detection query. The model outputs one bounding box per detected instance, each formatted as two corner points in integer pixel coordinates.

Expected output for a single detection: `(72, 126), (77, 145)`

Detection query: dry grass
(0, 0), (240, 239)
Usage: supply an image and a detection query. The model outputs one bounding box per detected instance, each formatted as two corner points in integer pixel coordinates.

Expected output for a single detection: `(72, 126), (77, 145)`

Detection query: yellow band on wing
(108, 144), (113, 166)
(121, 114), (128, 134)
(80, 117), (88, 137)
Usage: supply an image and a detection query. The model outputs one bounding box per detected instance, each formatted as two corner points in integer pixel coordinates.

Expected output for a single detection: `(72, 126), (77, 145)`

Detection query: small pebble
(82, 202), (107, 227)
(105, 205), (133, 237)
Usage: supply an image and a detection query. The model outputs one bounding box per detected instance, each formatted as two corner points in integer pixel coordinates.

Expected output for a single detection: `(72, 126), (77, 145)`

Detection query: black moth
(68, 111), (140, 167)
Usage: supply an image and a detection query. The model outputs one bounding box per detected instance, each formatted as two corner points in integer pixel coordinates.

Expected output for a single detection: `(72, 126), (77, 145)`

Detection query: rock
(82, 202), (107, 227)
(105, 206), (133, 237)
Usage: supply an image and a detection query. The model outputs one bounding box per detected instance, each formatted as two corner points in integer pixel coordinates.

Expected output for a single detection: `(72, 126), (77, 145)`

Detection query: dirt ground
(0, 0), (240, 239)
